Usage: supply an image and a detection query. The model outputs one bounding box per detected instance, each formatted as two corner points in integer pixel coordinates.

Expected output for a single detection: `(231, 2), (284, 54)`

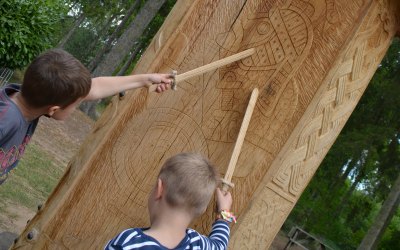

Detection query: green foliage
(0, 0), (67, 69)
(61, 0), (144, 67)
(378, 208), (400, 250)
(75, 0), (127, 18)
(64, 24), (98, 65)
(58, 0), (177, 74)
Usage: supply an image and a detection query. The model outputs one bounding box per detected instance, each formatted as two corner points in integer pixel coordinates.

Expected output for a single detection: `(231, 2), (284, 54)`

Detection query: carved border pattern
(231, 1), (396, 248)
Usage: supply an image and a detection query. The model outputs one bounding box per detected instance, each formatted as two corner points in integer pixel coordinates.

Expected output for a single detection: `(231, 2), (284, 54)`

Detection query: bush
(0, 0), (65, 69)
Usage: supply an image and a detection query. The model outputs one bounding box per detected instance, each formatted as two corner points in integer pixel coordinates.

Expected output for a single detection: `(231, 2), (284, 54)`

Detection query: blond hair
(158, 152), (219, 217)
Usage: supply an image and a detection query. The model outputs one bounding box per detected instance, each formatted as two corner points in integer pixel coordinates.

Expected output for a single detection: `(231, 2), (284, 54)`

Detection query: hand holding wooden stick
(148, 48), (255, 92)
(221, 88), (259, 192)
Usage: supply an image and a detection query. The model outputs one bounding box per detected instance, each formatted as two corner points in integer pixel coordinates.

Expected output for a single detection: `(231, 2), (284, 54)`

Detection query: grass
(0, 144), (64, 210)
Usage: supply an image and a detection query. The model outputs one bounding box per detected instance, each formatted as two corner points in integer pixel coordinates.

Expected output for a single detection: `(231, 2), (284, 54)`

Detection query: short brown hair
(21, 49), (91, 108)
(159, 152), (219, 217)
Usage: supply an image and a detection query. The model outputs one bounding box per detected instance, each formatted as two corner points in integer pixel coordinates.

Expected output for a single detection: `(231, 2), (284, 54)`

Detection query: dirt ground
(0, 202), (33, 236)
(0, 109), (292, 249)
(31, 109), (94, 168)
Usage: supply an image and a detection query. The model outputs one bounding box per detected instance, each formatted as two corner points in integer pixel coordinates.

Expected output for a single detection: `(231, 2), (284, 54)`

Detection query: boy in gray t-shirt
(0, 49), (174, 184)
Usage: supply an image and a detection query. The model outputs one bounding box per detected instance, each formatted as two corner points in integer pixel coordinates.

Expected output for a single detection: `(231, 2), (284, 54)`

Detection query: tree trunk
(80, 2), (140, 119)
(57, 13), (85, 48)
(114, 43), (142, 98)
(116, 42), (142, 76)
(82, 0), (166, 119)
(87, 0), (141, 72)
(84, 14), (118, 61)
(79, 100), (99, 120)
(91, 0), (167, 77)
(357, 173), (400, 250)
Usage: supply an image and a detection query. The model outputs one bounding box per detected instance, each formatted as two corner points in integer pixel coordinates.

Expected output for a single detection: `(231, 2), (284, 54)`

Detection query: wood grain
(13, 0), (400, 249)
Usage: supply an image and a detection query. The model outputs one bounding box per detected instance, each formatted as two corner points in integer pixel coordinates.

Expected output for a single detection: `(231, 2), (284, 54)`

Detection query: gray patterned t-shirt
(0, 84), (38, 184)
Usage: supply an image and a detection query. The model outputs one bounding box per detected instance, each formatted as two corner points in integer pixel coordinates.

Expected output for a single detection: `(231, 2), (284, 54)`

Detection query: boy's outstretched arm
(85, 73), (175, 100)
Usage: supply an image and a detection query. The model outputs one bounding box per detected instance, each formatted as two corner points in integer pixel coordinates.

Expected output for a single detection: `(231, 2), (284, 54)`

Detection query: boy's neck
(145, 209), (192, 249)
(10, 92), (45, 121)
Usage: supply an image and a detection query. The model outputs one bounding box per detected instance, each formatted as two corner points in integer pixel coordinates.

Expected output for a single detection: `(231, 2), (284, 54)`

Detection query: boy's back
(105, 152), (234, 250)
(105, 221), (230, 249)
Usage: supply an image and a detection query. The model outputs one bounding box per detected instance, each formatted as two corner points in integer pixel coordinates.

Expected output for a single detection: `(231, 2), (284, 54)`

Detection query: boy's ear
(155, 178), (164, 199)
(46, 106), (61, 117)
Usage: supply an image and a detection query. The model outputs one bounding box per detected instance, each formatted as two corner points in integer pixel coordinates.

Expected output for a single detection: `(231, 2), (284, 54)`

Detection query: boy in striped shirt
(105, 152), (234, 250)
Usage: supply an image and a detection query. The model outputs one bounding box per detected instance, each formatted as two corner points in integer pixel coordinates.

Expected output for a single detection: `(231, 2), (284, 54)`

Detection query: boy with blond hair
(105, 152), (235, 250)
(0, 49), (174, 184)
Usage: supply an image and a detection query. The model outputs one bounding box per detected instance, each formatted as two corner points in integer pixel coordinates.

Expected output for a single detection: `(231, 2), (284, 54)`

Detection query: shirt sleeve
(0, 120), (12, 147)
(200, 220), (230, 250)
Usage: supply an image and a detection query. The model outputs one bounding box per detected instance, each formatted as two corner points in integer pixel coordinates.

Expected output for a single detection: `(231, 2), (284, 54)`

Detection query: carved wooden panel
(13, 0), (399, 249)
(230, 0), (399, 248)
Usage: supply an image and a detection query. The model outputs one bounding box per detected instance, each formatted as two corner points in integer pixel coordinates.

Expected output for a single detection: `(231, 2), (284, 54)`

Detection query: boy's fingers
(218, 187), (227, 194)
(217, 187), (228, 196)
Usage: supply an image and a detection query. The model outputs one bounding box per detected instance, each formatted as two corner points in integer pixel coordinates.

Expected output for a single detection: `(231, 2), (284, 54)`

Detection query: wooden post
(13, 0), (400, 249)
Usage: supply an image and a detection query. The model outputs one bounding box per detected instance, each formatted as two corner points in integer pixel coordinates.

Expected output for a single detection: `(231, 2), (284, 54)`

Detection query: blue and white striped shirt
(105, 220), (230, 250)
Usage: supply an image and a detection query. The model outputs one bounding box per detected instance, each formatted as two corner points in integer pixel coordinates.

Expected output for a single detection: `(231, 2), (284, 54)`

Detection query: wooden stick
(221, 88), (259, 192)
(148, 48), (255, 92)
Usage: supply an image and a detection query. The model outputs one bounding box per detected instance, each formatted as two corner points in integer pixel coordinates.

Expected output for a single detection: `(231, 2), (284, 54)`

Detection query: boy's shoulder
(105, 228), (162, 249)
(0, 86), (21, 132)
(186, 228), (202, 239)
(0, 84), (21, 116)
(0, 85), (24, 122)
(0, 83), (21, 97)
(0, 84), (39, 146)
(106, 228), (201, 249)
